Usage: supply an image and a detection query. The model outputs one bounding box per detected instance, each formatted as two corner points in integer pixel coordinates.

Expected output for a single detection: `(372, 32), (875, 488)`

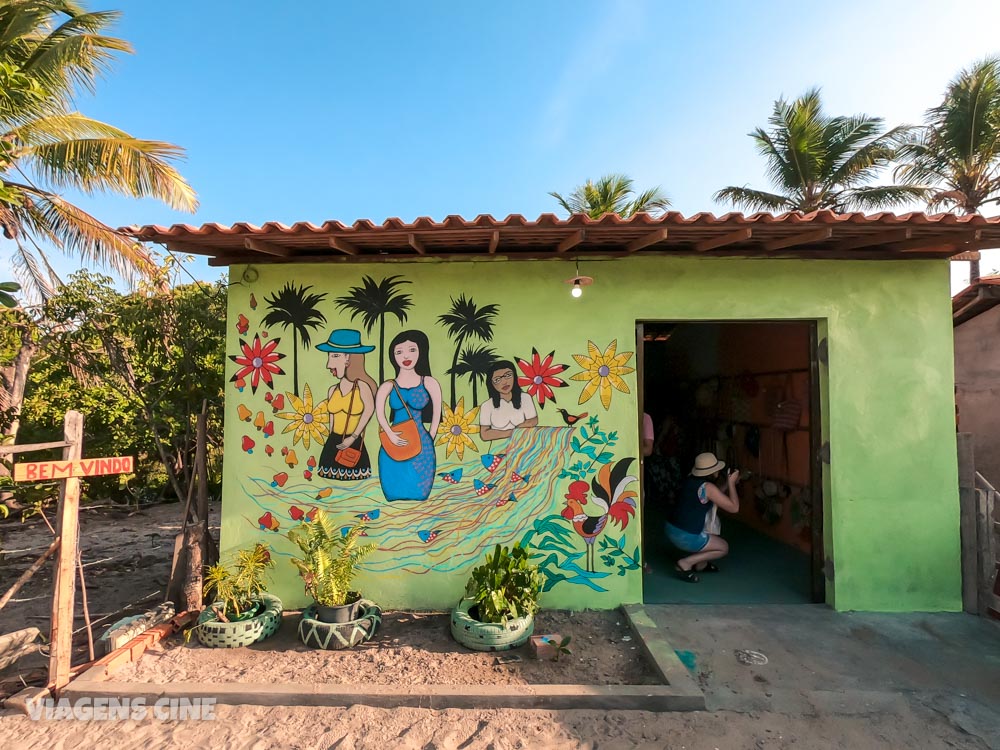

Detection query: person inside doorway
(666, 452), (740, 583)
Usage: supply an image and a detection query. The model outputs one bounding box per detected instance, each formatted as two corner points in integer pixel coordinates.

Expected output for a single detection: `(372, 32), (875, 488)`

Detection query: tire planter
(450, 597), (534, 652)
(194, 593), (283, 649)
(298, 599), (381, 650)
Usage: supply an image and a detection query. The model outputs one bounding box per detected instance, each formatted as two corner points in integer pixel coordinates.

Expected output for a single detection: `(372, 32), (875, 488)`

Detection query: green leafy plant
(288, 511), (375, 607)
(550, 635), (572, 662)
(202, 543), (274, 622)
(465, 543), (542, 624)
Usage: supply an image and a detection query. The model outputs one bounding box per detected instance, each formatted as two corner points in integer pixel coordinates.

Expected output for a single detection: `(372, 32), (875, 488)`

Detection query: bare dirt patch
(115, 608), (660, 686)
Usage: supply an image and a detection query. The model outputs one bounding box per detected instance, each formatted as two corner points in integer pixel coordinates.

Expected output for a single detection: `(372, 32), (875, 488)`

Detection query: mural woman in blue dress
(375, 330), (442, 501)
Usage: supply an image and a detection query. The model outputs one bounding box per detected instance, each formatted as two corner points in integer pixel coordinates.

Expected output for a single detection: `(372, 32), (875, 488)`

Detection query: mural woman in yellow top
(315, 329), (377, 481)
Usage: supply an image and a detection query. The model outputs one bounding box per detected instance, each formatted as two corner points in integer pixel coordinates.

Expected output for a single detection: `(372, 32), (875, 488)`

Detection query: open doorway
(638, 321), (825, 604)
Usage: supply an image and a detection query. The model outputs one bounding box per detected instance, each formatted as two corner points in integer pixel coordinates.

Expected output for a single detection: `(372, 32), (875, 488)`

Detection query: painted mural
(223, 266), (643, 609)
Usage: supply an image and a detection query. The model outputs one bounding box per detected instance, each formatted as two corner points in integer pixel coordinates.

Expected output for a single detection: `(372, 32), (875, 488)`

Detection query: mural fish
(439, 469), (463, 484)
(510, 471), (531, 483)
(481, 453), (506, 473)
(258, 511), (279, 531)
(356, 509), (381, 522)
(417, 530), (440, 543)
(474, 479), (496, 496)
(496, 492), (518, 508)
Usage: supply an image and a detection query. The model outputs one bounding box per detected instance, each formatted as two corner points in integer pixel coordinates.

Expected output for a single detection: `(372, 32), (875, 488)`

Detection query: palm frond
(713, 186), (796, 212)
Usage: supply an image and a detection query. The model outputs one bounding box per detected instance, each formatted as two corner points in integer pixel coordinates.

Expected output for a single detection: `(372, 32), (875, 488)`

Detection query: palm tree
(438, 295), (500, 409)
(895, 57), (1000, 281)
(550, 174), (670, 218)
(715, 88), (924, 213)
(448, 345), (497, 405)
(0, 1), (197, 299)
(334, 275), (412, 382)
(262, 283), (327, 396)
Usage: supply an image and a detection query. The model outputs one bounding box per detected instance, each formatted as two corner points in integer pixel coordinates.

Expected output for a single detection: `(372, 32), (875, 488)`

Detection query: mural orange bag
(379, 381), (421, 461)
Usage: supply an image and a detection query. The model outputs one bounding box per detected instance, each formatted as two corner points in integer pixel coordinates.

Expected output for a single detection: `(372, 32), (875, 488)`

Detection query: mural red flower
(230, 335), (285, 393)
(516, 348), (568, 407)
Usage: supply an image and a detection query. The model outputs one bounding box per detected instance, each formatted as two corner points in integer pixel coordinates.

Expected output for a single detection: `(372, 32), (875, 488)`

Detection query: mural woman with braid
(375, 329), (442, 501)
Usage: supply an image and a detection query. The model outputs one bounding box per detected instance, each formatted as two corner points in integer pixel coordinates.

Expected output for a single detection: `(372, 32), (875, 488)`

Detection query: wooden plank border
(64, 679), (705, 712)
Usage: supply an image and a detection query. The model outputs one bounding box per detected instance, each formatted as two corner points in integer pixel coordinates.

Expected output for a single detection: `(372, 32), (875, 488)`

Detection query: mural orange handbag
(379, 381), (421, 461)
(335, 383), (363, 468)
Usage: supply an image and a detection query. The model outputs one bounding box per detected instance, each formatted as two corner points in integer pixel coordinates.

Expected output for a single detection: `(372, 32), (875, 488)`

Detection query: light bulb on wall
(571, 280), (583, 298)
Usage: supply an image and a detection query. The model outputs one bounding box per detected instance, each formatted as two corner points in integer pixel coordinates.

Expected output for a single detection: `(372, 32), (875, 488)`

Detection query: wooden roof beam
(488, 230), (500, 254)
(244, 238), (293, 257)
(165, 240), (219, 257)
(329, 237), (359, 255)
(829, 228), (911, 252)
(626, 227), (669, 253)
(407, 233), (426, 255)
(894, 231), (980, 253)
(951, 250), (982, 262)
(695, 227), (752, 252)
(556, 229), (586, 254)
(762, 227), (833, 252)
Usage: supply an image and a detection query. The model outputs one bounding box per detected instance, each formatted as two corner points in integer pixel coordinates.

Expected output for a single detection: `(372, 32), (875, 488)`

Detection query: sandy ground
(0, 699), (985, 749)
(116, 609), (658, 686)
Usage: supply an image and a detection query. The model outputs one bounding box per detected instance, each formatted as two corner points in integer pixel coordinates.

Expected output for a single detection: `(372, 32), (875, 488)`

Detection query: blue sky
(6, 0), (1000, 292)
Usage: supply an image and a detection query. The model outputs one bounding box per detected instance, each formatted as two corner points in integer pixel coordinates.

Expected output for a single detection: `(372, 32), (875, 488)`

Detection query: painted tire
(450, 597), (534, 652)
(195, 593), (283, 649)
(298, 599), (381, 650)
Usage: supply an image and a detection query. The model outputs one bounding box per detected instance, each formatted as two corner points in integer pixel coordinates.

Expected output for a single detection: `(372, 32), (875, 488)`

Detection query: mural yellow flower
(436, 398), (480, 459)
(276, 383), (329, 449)
(571, 340), (635, 410)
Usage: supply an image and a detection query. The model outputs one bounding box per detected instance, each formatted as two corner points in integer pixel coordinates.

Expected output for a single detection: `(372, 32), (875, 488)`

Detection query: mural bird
(439, 469), (463, 484)
(560, 457), (638, 572)
(556, 408), (588, 426)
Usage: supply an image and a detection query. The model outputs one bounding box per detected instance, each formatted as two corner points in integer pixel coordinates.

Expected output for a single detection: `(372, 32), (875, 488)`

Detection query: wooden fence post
(48, 410), (83, 692)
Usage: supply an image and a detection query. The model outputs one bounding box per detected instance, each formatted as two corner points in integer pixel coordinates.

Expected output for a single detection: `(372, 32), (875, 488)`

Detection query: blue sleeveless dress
(378, 380), (436, 501)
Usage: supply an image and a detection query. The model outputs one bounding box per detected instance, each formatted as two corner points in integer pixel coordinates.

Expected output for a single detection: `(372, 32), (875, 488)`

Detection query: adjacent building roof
(125, 210), (999, 266)
(953, 276), (1000, 326)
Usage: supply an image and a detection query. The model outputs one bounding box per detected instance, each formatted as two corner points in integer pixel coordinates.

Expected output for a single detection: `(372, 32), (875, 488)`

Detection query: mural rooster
(561, 457), (638, 572)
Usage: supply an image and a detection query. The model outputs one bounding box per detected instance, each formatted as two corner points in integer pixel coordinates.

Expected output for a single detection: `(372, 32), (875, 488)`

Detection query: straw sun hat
(691, 452), (725, 477)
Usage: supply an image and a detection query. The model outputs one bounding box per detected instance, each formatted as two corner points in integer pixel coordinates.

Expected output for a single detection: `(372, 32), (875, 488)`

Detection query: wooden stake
(49, 410), (83, 692)
(0, 536), (60, 612)
(76, 550), (94, 662)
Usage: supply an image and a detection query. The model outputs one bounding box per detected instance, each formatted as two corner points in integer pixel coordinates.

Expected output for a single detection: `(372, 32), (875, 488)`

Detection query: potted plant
(451, 542), (542, 652)
(288, 510), (376, 623)
(192, 542), (283, 648)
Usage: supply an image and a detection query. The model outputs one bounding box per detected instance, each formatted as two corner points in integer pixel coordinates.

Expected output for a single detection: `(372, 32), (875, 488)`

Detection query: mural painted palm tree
(262, 283), (327, 397)
(334, 275), (413, 382)
(448, 345), (498, 406)
(714, 88), (924, 212)
(438, 295), (500, 410)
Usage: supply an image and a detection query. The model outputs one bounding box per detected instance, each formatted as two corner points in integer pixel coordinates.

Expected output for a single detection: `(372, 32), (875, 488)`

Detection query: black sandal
(700, 562), (720, 573)
(674, 564), (699, 583)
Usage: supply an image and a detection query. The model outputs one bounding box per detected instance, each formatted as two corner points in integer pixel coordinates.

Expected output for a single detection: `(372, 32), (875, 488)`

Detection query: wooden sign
(14, 455), (133, 482)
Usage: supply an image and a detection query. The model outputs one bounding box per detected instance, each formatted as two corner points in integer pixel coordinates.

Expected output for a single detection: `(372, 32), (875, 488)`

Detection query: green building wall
(221, 256), (961, 612)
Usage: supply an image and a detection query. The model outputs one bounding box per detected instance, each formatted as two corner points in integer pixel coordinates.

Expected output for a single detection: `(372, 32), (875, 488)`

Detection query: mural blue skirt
(379, 424), (436, 501)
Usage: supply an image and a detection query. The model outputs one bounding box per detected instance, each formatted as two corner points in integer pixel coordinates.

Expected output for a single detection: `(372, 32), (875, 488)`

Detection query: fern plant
(288, 510), (376, 607)
(203, 543), (274, 621)
(465, 543), (542, 624)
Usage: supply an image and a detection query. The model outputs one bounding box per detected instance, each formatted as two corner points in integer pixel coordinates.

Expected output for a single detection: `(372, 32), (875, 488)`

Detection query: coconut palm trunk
(449, 334), (466, 408)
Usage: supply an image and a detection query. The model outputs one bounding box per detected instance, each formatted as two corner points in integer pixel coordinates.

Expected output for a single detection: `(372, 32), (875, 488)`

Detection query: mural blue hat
(316, 329), (375, 354)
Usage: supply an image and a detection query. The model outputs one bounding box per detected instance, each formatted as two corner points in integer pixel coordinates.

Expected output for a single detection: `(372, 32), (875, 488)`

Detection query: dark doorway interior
(639, 321), (823, 604)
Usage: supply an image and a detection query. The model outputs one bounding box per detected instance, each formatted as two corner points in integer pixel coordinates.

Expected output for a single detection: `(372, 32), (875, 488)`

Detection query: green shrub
(202, 543), (274, 621)
(288, 511), (375, 607)
(465, 543), (542, 624)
